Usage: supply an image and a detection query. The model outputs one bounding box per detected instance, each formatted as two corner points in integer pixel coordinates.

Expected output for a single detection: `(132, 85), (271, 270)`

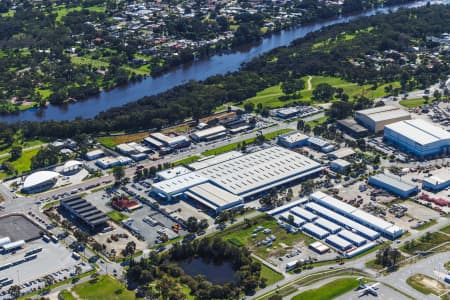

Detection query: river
(2, 0), (448, 123)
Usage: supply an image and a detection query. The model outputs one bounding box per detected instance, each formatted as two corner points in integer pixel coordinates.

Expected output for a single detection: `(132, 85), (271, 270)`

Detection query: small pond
(178, 257), (237, 285)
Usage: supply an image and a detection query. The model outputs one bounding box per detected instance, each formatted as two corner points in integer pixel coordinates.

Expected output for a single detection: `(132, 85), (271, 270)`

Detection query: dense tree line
(127, 238), (265, 299)
(1, 4), (450, 139)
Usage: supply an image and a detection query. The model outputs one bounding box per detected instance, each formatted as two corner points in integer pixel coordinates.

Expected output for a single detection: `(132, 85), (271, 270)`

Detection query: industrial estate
(0, 1), (450, 300)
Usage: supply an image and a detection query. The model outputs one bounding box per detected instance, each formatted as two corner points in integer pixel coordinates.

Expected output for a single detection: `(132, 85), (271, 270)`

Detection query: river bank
(1, 0), (448, 123)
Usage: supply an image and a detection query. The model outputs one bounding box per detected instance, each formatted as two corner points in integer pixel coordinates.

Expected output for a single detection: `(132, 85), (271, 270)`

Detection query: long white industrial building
(152, 146), (323, 213)
(310, 191), (403, 239)
(305, 202), (380, 240)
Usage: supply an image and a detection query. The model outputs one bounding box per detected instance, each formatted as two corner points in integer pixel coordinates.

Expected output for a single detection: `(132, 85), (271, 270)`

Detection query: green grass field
(72, 275), (136, 300)
(399, 98), (426, 108)
(107, 211), (129, 223)
(291, 278), (359, 300)
(71, 56), (110, 69)
(306, 116), (328, 129)
(260, 263), (284, 286)
(214, 215), (314, 259)
(96, 132), (150, 148)
(401, 231), (450, 254)
(242, 76), (400, 109)
(202, 128), (293, 156)
(0, 138), (44, 156)
(54, 5), (106, 22)
(0, 147), (41, 178)
(415, 219), (437, 231)
(59, 290), (76, 300)
(440, 225), (450, 234)
(172, 155), (200, 166)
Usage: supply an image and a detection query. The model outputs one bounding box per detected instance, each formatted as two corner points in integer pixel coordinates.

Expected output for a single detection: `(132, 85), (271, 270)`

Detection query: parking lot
(267, 244), (337, 271)
(0, 238), (90, 297)
(84, 183), (198, 247)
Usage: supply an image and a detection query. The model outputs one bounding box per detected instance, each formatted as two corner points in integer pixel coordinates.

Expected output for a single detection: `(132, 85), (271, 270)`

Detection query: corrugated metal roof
(385, 119), (450, 145)
(369, 173), (417, 192)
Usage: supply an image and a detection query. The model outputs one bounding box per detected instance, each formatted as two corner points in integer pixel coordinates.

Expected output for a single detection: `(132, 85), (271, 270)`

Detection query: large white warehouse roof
(23, 171), (60, 190)
(355, 106), (410, 122)
(385, 119), (450, 145)
(153, 146), (323, 198)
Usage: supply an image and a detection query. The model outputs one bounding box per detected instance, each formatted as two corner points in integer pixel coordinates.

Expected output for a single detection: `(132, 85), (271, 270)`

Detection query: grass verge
(291, 277), (359, 300)
(202, 128), (293, 156)
(399, 98), (426, 108)
(72, 275), (136, 300)
(107, 210), (129, 223)
(172, 155), (200, 166)
(96, 132), (149, 148)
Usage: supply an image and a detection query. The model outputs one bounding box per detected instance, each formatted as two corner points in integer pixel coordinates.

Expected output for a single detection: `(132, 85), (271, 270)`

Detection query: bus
(25, 247), (42, 256)
(2, 279), (13, 287)
(25, 254), (37, 261)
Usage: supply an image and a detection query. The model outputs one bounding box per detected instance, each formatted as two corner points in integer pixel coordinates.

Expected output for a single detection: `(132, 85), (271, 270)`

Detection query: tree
(10, 145), (22, 161)
(31, 146), (59, 169)
(297, 119), (305, 130)
(74, 265), (82, 276)
(186, 217), (199, 232)
(199, 219), (209, 230)
(2, 161), (16, 175)
(8, 285), (21, 298)
(122, 241), (136, 257)
(74, 229), (89, 244)
(281, 79), (305, 95)
(112, 165), (125, 182)
(312, 83), (335, 101)
(301, 179), (315, 195)
(244, 102), (254, 112)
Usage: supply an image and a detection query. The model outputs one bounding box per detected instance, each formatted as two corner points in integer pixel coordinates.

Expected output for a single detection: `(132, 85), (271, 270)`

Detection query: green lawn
(440, 225), (450, 234)
(107, 211), (129, 223)
(260, 263), (284, 286)
(172, 155), (201, 166)
(214, 215), (314, 259)
(202, 128), (293, 156)
(54, 5), (106, 22)
(1, 9), (14, 17)
(0, 147), (41, 178)
(71, 56), (110, 69)
(415, 219), (437, 231)
(401, 231), (450, 254)
(59, 290), (76, 300)
(0, 138), (44, 156)
(399, 98), (426, 108)
(291, 278), (359, 300)
(306, 116), (328, 129)
(242, 76), (400, 109)
(72, 275), (136, 300)
(96, 132), (149, 148)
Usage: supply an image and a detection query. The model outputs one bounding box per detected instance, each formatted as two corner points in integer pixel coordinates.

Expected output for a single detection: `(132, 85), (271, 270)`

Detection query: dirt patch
(409, 274), (448, 295)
